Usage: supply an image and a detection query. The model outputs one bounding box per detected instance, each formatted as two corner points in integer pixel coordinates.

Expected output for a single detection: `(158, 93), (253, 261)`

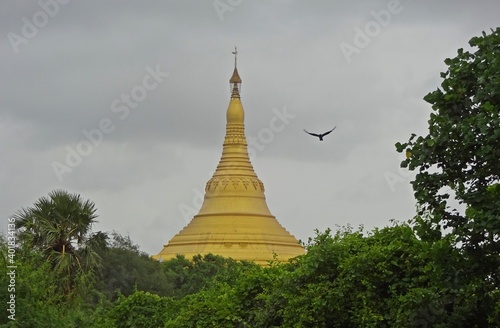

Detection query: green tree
(231, 263), (289, 327)
(96, 231), (173, 301)
(162, 253), (257, 299)
(396, 28), (500, 282)
(13, 190), (108, 297)
(275, 225), (497, 327)
(165, 283), (241, 328)
(395, 29), (500, 323)
(104, 290), (178, 328)
(0, 234), (97, 327)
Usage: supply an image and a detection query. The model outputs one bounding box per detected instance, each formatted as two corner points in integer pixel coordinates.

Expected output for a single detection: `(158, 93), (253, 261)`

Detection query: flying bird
(303, 126), (336, 141)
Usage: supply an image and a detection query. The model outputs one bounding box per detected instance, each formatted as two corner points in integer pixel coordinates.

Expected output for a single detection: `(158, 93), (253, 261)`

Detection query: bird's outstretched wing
(304, 129), (320, 137)
(321, 126), (336, 137)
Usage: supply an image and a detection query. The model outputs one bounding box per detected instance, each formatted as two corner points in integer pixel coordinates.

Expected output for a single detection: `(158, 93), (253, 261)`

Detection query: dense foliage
(95, 231), (171, 301)
(396, 28), (500, 259)
(396, 27), (500, 315)
(12, 190), (107, 298)
(2, 223), (499, 327)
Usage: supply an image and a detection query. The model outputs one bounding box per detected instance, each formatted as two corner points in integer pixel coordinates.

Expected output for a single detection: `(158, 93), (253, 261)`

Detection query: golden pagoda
(153, 49), (304, 265)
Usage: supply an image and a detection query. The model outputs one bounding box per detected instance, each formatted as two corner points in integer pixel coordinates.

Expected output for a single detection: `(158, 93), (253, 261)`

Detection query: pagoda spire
(230, 46), (242, 98)
(153, 52), (304, 265)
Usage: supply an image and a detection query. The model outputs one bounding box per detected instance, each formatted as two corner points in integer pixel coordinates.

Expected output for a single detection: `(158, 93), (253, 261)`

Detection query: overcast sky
(1, 1), (499, 255)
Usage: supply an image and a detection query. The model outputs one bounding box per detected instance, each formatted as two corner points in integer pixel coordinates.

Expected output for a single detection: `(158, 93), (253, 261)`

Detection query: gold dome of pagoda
(153, 50), (304, 265)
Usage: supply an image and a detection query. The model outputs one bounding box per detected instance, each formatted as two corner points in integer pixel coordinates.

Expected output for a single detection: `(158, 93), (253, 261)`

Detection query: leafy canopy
(396, 28), (500, 253)
(13, 189), (108, 297)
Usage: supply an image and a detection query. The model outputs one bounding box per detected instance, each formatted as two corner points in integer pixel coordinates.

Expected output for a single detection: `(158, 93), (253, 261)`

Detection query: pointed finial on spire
(232, 46), (238, 68)
(230, 46), (242, 98)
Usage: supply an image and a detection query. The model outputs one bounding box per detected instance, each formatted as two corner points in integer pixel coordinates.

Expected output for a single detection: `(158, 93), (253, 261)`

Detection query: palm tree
(14, 190), (108, 297)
